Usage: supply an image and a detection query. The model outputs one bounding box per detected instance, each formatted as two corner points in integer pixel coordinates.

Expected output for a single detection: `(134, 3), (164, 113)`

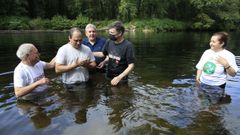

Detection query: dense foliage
(0, 0), (239, 31)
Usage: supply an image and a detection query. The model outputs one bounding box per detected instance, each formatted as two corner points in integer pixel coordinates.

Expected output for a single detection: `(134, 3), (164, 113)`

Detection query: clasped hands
(73, 58), (90, 68)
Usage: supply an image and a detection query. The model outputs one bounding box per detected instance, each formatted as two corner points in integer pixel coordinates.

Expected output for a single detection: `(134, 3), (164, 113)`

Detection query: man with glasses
(14, 43), (55, 100)
(94, 21), (135, 86)
(55, 27), (96, 89)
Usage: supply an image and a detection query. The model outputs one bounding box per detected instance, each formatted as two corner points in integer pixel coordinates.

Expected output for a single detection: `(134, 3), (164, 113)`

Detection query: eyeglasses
(73, 39), (82, 42)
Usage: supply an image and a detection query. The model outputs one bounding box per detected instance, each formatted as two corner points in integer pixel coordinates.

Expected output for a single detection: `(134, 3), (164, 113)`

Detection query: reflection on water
(0, 32), (240, 135)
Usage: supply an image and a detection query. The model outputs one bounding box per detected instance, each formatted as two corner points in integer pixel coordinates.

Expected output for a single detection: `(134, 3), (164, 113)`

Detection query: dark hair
(213, 32), (229, 48)
(69, 27), (81, 38)
(109, 21), (125, 35)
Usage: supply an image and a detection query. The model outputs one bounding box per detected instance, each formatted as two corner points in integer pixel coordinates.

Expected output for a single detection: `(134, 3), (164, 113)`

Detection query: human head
(16, 43), (40, 65)
(85, 24), (97, 42)
(16, 43), (35, 60)
(212, 32), (229, 48)
(108, 21), (125, 41)
(69, 27), (82, 48)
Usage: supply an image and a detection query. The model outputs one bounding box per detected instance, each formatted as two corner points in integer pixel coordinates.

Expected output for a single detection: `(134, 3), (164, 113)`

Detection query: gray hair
(69, 27), (81, 38)
(16, 43), (35, 60)
(85, 24), (96, 31)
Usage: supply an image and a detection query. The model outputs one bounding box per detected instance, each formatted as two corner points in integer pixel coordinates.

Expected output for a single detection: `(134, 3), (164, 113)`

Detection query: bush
(29, 18), (51, 29)
(51, 15), (72, 30)
(0, 16), (30, 30)
(72, 15), (92, 29)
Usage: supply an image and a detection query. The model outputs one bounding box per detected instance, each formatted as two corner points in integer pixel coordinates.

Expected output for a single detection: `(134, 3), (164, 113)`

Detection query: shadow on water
(0, 32), (240, 135)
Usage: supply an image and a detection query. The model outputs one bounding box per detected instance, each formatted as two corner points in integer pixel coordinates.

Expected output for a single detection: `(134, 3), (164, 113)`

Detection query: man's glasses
(73, 39), (82, 42)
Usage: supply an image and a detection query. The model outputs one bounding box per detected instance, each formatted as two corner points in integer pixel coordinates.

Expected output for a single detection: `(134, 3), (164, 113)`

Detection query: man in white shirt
(14, 43), (55, 100)
(55, 27), (96, 88)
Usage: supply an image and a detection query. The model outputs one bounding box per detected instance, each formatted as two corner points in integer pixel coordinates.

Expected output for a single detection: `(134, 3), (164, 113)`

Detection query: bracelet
(225, 65), (231, 69)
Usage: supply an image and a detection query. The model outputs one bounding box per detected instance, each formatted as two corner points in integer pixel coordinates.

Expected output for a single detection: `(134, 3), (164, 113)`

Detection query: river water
(0, 31), (239, 135)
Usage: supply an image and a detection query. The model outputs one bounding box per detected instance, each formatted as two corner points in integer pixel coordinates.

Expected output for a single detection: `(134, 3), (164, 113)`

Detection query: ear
(221, 42), (224, 47)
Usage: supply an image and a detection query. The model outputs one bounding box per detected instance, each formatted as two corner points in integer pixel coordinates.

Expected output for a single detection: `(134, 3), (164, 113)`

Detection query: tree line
(0, 0), (240, 31)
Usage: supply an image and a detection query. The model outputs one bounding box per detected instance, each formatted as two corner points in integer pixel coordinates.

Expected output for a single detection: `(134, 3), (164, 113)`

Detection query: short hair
(16, 43), (35, 60)
(109, 21), (125, 34)
(213, 32), (229, 48)
(85, 24), (96, 31)
(69, 27), (81, 38)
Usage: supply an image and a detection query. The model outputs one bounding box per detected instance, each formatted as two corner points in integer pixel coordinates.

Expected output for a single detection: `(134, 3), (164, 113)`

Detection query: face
(209, 35), (224, 51)
(27, 47), (40, 65)
(108, 28), (121, 41)
(69, 31), (82, 48)
(85, 27), (96, 42)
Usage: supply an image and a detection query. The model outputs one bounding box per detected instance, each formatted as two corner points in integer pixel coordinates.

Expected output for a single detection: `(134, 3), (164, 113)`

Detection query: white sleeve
(229, 54), (239, 72)
(14, 67), (26, 87)
(55, 47), (66, 64)
(196, 51), (207, 70)
(39, 61), (46, 68)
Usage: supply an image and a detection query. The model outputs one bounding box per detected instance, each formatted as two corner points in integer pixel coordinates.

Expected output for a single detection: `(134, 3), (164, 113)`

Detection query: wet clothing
(196, 49), (238, 86)
(14, 61), (48, 100)
(198, 83), (225, 104)
(55, 43), (95, 84)
(83, 37), (106, 65)
(103, 39), (135, 79)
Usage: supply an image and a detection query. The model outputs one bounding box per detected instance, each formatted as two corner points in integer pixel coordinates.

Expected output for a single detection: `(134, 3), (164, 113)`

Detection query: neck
(22, 60), (34, 66)
(89, 39), (96, 45)
(213, 48), (224, 52)
(115, 37), (124, 44)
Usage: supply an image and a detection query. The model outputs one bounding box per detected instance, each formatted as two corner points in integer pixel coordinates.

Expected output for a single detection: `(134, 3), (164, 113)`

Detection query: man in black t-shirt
(94, 21), (135, 86)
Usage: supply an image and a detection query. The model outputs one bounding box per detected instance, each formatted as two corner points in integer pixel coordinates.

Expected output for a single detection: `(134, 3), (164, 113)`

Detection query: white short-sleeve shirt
(196, 49), (238, 86)
(14, 61), (47, 93)
(55, 43), (95, 84)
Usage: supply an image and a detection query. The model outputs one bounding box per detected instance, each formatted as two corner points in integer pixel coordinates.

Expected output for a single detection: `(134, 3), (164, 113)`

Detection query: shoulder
(202, 49), (213, 55)
(14, 62), (24, 72)
(81, 44), (92, 52)
(97, 37), (106, 42)
(123, 39), (133, 46)
(222, 49), (235, 56)
(58, 44), (71, 53)
(37, 61), (46, 67)
(58, 44), (69, 50)
(122, 40), (134, 49)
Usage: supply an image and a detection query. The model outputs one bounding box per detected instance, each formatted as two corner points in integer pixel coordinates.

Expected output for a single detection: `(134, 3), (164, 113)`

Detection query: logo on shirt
(203, 61), (216, 74)
(109, 54), (121, 67)
(34, 74), (45, 82)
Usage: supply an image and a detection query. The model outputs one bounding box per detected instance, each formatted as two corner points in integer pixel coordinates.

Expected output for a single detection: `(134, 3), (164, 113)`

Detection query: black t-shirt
(103, 39), (135, 79)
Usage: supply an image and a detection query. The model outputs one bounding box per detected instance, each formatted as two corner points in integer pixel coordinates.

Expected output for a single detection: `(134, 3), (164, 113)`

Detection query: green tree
(118, 0), (137, 21)
(190, 0), (240, 30)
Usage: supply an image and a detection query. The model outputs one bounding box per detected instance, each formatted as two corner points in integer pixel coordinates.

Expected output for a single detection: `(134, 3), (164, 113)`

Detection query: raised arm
(45, 57), (56, 69)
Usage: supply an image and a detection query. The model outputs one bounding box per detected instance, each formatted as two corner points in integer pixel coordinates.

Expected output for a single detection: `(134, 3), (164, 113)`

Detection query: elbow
(229, 72), (237, 77)
(14, 89), (22, 98)
(55, 67), (62, 74)
(55, 68), (61, 74)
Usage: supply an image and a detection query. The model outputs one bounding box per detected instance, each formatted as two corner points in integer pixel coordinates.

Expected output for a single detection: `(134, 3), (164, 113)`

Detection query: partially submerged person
(94, 21), (135, 86)
(83, 23), (106, 71)
(195, 32), (238, 103)
(14, 43), (55, 101)
(55, 27), (96, 90)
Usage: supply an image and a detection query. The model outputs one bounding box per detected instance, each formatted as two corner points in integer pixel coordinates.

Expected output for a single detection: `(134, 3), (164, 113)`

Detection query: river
(0, 31), (239, 135)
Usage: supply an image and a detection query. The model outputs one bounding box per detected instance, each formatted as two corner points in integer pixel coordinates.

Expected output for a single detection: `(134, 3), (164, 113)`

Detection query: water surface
(0, 31), (240, 135)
